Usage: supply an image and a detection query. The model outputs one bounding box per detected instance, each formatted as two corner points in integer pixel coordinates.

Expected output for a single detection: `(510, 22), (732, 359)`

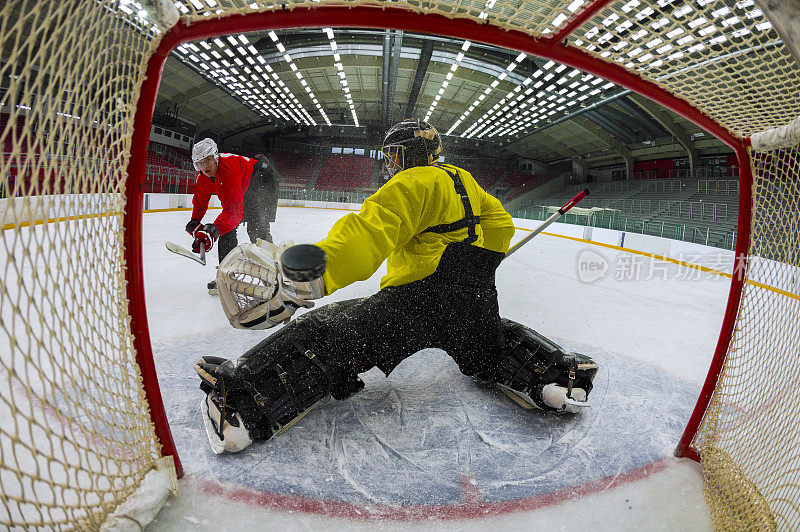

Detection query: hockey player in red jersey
(194, 120), (598, 454)
(186, 138), (280, 294)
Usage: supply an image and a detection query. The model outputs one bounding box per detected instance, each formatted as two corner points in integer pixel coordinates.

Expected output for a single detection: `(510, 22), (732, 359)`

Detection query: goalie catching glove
(217, 241), (326, 330)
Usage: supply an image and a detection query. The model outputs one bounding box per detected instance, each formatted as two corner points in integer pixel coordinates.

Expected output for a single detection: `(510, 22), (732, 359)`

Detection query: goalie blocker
(195, 296), (598, 453)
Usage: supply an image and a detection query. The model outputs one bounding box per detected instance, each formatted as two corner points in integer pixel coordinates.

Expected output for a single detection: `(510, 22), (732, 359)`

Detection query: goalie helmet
(192, 137), (219, 171)
(381, 119), (442, 177)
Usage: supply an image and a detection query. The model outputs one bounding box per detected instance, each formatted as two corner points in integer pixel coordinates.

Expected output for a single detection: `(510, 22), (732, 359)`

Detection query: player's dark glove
(186, 218), (202, 236)
(192, 223), (220, 253)
(251, 153), (278, 185)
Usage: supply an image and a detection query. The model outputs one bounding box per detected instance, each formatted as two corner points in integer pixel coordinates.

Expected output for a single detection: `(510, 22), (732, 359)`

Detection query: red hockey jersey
(191, 153), (257, 235)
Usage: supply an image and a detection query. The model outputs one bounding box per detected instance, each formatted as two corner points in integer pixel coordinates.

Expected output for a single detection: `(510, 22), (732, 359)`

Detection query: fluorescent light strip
(577, 0), (773, 75)
(478, 0), (497, 20)
(199, 35), (309, 124)
(473, 65), (586, 140)
(177, 41), (285, 122)
(323, 28), (359, 126)
(267, 31), (327, 125)
(425, 40), (471, 123)
(456, 52), (527, 138)
(483, 73), (606, 140)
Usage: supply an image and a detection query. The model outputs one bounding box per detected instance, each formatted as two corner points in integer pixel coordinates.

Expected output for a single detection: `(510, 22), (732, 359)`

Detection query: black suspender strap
(422, 165), (480, 244)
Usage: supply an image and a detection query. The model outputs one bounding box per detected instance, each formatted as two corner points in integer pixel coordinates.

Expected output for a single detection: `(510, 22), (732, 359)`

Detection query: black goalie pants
(226, 243), (507, 438)
(318, 242), (507, 380)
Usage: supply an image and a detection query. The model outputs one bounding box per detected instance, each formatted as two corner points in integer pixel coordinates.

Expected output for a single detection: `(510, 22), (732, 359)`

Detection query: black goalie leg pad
(223, 319), (364, 441)
(228, 355), (329, 441)
(495, 318), (598, 413)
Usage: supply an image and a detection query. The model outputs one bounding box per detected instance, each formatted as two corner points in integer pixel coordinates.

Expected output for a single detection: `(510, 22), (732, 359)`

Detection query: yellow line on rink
(513, 226), (800, 301)
(143, 207), (196, 213)
(514, 227), (732, 279)
(4, 204), (796, 300)
(279, 204), (359, 212)
(2, 211), (115, 230)
(141, 205), (360, 214)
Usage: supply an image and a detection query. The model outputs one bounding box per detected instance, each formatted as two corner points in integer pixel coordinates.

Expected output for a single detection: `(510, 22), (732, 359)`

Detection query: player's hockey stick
(504, 188), (590, 259)
(166, 241), (206, 265)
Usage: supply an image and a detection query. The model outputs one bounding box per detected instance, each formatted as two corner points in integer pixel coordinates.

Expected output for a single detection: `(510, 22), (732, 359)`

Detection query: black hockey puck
(281, 244), (326, 282)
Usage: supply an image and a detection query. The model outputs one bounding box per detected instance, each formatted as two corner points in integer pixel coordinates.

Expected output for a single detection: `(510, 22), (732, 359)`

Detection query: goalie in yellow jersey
(194, 119), (598, 454)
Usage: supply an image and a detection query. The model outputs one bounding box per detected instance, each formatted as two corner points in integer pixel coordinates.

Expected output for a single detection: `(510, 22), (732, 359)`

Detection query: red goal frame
(126, 4), (754, 477)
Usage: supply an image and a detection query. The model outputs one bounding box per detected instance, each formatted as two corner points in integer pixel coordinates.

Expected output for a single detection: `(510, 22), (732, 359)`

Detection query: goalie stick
(504, 188), (590, 259)
(499, 188), (594, 412)
(165, 241), (206, 266)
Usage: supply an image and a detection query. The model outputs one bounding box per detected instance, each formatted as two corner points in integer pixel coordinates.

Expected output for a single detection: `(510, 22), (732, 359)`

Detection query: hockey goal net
(1, 0), (799, 529)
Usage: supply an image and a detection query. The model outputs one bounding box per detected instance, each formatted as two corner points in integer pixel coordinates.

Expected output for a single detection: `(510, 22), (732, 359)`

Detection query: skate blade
(496, 384), (539, 410)
(562, 397), (591, 413)
(542, 384), (590, 413)
(200, 396), (226, 454)
(272, 397), (327, 438)
(194, 363), (218, 388)
(497, 384), (591, 413)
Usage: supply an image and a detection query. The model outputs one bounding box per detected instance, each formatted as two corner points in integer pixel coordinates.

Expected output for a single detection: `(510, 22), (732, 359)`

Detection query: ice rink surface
(144, 206), (725, 530)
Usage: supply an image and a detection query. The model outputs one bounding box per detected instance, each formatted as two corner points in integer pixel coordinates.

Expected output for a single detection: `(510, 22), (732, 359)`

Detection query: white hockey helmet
(192, 138), (219, 170)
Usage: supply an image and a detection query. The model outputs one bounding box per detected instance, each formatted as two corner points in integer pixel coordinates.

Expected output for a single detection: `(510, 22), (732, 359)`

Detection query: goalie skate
(495, 319), (599, 414)
(195, 339), (339, 445)
(194, 355), (234, 394)
(200, 391), (253, 454)
(497, 383), (589, 414)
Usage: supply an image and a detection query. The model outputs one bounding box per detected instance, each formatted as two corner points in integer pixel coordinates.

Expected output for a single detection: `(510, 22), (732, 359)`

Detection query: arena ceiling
(152, 27), (722, 163)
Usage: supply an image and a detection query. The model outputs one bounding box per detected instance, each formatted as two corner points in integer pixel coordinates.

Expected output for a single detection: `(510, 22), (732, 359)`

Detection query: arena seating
(272, 152), (322, 187)
(1, 112), (198, 196)
(501, 171), (553, 201)
(469, 168), (503, 190)
(315, 154), (372, 190)
(144, 144), (194, 193)
(153, 142), (193, 170)
(527, 177), (739, 249)
(2, 112), (65, 196)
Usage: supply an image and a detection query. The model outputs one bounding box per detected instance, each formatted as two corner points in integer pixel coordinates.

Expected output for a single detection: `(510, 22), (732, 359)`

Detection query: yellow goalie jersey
(316, 163), (515, 295)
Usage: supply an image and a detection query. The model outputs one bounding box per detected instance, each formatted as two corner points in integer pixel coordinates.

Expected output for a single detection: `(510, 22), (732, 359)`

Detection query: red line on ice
(197, 458), (670, 521)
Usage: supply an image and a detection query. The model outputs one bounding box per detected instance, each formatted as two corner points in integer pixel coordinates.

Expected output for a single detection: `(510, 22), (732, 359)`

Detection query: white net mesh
(2, 0), (799, 528)
(692, 143), (800, 530)
(0, 0), (171, 527)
